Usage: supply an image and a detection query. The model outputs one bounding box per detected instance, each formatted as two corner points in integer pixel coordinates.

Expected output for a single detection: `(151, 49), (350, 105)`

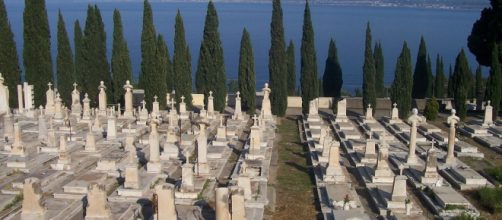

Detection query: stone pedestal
(124, 150), (140, 189)
(233, 91), (242, 120)
(106, 115), (117, 140)
(45, 82), (55, 114)
(71, 83), (82, 116)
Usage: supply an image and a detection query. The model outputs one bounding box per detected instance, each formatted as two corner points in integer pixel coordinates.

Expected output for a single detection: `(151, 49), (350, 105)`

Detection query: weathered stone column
(406, 108), (422, 164)
(208, 91), (214, 116)
(445, 109), (460, 165)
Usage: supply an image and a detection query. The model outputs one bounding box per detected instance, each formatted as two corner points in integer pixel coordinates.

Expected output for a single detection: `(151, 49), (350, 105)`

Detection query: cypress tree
(300, 1), (319, 114)
(362, 22), (376, 113)
(286, 40), (296, 96)
(238, 28), (256, 115)
(434, 55), (446, 98)
(374, 41), (385, 97)
(485, 45), (501, 120)
(195, 1), (226, 112)
(426, 55), (434, 97)
(56, 11), (74, 106)
(447, 65), (454, 98)
(138, 0), (165, 109)
(111, 9), (132, 105)
(173, 10), (192, 108)
(269, 0), (288, 116)
(391, 42), (413, 119)
(475, 65), (484, 109)
(322, 38), (343, 98)
(82, 5), (111, 105)
(412, 36), (430, 99)
(451, 49), (471, 120)
(74, 20), (84, 87)
(157, 35), (173, 94)
(23, 0), (52, 106)
(0, 0), (20, 108)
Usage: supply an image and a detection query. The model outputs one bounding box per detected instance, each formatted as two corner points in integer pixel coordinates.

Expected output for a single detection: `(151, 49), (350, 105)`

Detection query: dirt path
(269, 116), (320, 220)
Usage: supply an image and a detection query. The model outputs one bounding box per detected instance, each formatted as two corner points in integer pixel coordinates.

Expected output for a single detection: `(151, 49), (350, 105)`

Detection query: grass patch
(2, 193), (23, 212)
(197, 180), (210, 200)
(272, 117), (317, 220)
(445, 204), (467, 210)
(477, 187), (502, 213)
(484, 166), (502, 184)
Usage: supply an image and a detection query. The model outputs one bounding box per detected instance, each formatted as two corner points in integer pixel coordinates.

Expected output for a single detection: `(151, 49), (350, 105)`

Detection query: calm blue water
(4, 1), (481, 93)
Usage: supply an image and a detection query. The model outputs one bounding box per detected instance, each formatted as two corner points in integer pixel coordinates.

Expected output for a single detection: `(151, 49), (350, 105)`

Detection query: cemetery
(0, 76), (500, 220)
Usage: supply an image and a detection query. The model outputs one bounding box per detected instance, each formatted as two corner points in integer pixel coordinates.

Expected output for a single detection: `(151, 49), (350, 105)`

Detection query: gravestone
(208, 91), (214, 117)
(21, 178), (46, 220)
(17, 84), (24, 113)
(82, 93), (91, 121)
(387, 175), (408, 209)
(155, 183), (177, 220)
(148, 120), (162, 173)
(123, 80), (134, 118)
(85, 183), (111, 219)
(45, 82), (55, 114)
(233, 91), (242, 120)
(38, 107), (48, 142)
(482, 100), (493, 127)
(0, 73), (9, 114)
(324, 143), (346, 183)
(71, 83), (82, 116)
(98, 81), (107, 116)
(215, 188), (231, 220)
(11, 122), (25, 156)
(196, 126), (209, 175)
(260, 83), (272, 120)
(421, 143), (440, 184)
(124, 149), (140, 189)
(231, 189), (246, 220)
(335, 98), (348, 122)
(445, 109), (460, 166)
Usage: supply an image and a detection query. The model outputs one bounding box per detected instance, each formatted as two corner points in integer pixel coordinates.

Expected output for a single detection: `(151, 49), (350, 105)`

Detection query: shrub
(424, 96), (439, 120)
(485, 166), (502, 184)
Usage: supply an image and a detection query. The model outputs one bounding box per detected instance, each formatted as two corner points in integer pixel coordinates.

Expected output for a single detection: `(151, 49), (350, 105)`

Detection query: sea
(4, 1), (483, 93)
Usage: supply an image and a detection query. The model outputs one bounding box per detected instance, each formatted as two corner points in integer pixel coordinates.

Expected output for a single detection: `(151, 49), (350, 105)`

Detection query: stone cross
(406, 108), (422, 164)
(445, 109), (460, 165)
(252, 114), (258, 127)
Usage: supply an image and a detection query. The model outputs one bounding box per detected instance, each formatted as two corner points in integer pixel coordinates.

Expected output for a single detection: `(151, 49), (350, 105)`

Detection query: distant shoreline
(5, 0), (488, 11)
